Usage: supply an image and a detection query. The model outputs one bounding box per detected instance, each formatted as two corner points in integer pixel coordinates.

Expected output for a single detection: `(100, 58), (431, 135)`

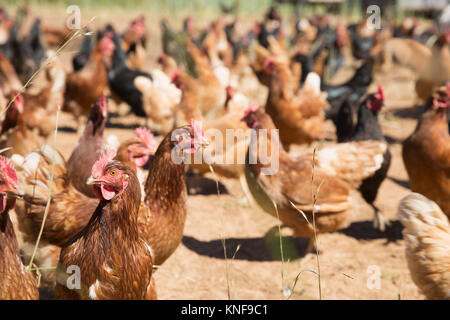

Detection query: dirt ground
(17, 6), (428, 300)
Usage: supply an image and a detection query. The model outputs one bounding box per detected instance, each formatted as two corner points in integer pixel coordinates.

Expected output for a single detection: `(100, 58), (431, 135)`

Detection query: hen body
(55, 161), (153, 299)
(398, 193), (450, 300)
(402, 86), (450, 218)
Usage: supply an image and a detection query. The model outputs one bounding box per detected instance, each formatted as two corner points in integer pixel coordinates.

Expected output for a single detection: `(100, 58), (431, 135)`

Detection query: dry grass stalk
(209, 164), (234, 300)
(26, 107), (61, 271)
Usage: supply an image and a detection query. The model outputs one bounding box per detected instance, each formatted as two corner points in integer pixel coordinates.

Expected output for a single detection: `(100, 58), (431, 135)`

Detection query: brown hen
(63, 33), (114, 132)
(138, 121), (209, 267)
(263, 55), (328, 148)
(0, 156), (39, 300)
(0, 93), (40, 157)
(66, 94), (108, 198)
(242, 109), (388, 251)
(402, 84), (450, 218)
(12, 129), (155, 288)
(185, 38), (227, 118)
(55, 159), (154, 300)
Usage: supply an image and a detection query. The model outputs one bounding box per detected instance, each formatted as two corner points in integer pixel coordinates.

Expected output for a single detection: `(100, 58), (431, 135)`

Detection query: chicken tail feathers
(314, 140), (387, 187)
(12, 144), (67, 203)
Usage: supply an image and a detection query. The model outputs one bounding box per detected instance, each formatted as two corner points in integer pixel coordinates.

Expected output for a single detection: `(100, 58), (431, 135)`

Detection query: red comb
(91, 149), (117, 178)
(377, 85), (384, 101)
(0, 156), (19, 187)
(190, 119), (203, 136)
(100, 93), (108, 110)
(264, 57), (275, 69)
(433, 98), (448, 109)
(135, 127), (156, 152)
(99, 35), (115, 55)
(244, 103), (259, 117)
(132, 19), (145, 38)
(189, 119), (208, 148)
(171, 69), (182, 82)
(226, 85), (234, 96)
(12, 90), (23, 109)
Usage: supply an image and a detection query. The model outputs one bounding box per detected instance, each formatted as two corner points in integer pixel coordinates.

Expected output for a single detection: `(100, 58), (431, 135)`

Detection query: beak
(6, 191), (23, 199)
(6, 190), (23, 200)
(86, 176), (102, 186)
(6, 184), (24, 199)
(201, 136), (210, 147)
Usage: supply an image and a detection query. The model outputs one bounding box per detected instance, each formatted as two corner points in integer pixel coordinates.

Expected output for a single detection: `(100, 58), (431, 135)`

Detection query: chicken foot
(371, 204), (391, 232)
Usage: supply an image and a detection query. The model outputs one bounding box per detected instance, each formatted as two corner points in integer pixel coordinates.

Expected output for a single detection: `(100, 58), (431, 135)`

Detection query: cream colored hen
(383, 34), (450, 101)
(398, 193), (450, 300)
(134, 69), (181, 135)
(198, 91), (251, 179)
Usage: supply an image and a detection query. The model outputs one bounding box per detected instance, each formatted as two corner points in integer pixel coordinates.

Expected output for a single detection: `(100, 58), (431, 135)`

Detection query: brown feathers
(55, 161), (153, 300)
(402, 86), (450, 219)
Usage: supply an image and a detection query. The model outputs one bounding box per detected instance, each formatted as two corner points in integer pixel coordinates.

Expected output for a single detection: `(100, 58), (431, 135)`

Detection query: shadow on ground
(184, 219), (404, 261)
(384, 135), (403, 144)
(389, 105), (423, 120)
(105, 121), (143, 130)
(186, 174), (229, 195)
(338, 220), (403, 244)
(58, 126), (77, 133)
(388, 176), (410, 189)
(182, 227), (310, 261)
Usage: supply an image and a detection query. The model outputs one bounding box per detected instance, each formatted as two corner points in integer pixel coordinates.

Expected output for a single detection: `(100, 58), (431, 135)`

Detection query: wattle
(101, 184), (116, 200)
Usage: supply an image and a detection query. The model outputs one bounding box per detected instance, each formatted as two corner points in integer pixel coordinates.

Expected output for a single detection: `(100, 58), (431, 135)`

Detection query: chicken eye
(110, 170), (117, 176)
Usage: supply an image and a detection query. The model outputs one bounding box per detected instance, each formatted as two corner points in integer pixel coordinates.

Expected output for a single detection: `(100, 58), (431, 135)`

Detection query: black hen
(257, 21), (281, 49)
(11, 18), (45, 83)
(291, 52), (314, 84)
(72, 29), (94, 71)
(291, 27), (345, 85)
(28, 18), (45, 64)
(257, 7), (282, 49)
(347, 23), (375, 60)
(339, 86), (392, 231)
(225, 20), (254, 63)
(322, 57), (374, 122)
(0, 15), (17, 61)
(318, 28), (345, 79)
(161, 19), (197, 74)
(107, 29), (151, 117)
(230, 30), (254, 62)
(335, 96), (356, 143)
